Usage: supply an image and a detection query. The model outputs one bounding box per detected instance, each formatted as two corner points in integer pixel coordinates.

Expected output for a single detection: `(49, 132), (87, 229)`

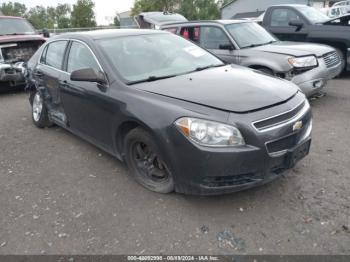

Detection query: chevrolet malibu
(26, 30), (312, 195)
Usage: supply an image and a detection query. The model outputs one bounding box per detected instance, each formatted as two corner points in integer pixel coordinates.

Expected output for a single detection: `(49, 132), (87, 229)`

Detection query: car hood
(133, 65), (299, 113)
(253, 41), (334, 57)
(0, 34), (45, 44)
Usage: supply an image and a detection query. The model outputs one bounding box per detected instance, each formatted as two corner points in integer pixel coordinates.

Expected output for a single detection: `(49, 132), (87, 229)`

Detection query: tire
(30, 90), (52, 128)
(124, 128), (174, 194)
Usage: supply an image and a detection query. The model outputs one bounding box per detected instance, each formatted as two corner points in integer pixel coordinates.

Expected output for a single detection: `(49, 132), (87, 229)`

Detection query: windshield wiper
(193, 64), (225, 72)
(242, 40), (277, 49)
(128, 74), (178, 85)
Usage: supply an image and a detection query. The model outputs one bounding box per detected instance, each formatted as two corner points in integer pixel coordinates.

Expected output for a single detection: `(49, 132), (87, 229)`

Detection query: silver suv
(161, 20), (342, 97)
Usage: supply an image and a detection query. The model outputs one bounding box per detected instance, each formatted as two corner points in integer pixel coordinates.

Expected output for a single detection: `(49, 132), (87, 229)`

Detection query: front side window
(97, 33), (223, 83)
(0, 18), (36, 35)
(295, 6), (329, 24)
(200, 26), (231, 50)
(44, 41), (68, 69)
(225, 22), (276, 48)
(67, 42), (100, 73)
(270, 8), (302, 27)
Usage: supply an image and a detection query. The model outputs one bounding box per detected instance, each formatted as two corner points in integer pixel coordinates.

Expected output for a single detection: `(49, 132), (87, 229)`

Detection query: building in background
(116, 11), (138, 28)
(221, 0), (329, 19)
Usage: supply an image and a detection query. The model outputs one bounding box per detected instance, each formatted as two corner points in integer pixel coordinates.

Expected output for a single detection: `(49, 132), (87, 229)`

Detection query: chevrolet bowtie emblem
(293, 120), (303, 131)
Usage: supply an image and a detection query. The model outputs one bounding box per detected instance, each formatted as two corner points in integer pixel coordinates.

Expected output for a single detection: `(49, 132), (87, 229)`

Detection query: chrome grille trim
(323, 51), (341, 68)
(252, 100), (310, 133)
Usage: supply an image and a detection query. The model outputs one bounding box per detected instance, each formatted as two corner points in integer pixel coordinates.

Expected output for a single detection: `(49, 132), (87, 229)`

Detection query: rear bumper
(291, 57), (342, 97)
(0, 62), (26, 86)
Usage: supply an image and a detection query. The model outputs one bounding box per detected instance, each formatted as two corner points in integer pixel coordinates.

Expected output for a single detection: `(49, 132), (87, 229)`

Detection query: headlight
(288, 56), (317, 68)
(175, 117), (245, 147)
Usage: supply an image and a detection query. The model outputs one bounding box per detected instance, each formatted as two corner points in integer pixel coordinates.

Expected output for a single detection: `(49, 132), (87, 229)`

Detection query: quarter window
(270, 9), (302, 27)
(44, 41), (68, 69)
(67, 42), (100, 73)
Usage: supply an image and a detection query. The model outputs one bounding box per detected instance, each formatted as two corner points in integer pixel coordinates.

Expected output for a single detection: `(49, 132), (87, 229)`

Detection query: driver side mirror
(71, 68), (107, 85)
(219, 43), (234, 51)
(288, 20), (304, 31)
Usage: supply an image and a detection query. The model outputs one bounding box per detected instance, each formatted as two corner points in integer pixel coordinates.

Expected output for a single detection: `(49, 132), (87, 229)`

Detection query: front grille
(202, 173), (262, 187)
(253, 101), (305, 131)
(323, 51), (340, 68)
(266, 133), (298, 154)
(1, 41), (43, 63)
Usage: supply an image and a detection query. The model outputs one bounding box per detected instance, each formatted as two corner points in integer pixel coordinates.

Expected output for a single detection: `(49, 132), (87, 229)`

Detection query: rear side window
(270, 9), (301, 27)
(67, 41), (100, 73)
(180, 26), (200, 43)
(43, 41), (68, 69)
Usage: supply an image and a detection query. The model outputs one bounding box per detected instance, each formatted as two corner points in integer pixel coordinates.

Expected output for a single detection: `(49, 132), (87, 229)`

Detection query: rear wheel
(124, 128), (174, 193)
(31, 91), (52, 128)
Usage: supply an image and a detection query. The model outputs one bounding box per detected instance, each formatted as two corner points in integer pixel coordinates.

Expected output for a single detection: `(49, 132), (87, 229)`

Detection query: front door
(59, 41), (114, 151)
(267, 8), (308, 42)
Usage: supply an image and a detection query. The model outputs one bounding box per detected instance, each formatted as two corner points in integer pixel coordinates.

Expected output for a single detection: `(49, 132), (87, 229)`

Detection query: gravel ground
(0, 76), (349, 255)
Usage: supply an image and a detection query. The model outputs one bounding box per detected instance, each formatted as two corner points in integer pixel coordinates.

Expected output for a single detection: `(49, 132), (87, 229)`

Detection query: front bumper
(168, 93), (312, 195)
(291, 57), (342, 97)
(0, 62), (26, 86)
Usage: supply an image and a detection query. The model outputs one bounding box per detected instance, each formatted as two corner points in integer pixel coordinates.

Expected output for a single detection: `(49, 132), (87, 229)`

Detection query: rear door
(35, 40), (68, 109)
(266, 8), (308, 41)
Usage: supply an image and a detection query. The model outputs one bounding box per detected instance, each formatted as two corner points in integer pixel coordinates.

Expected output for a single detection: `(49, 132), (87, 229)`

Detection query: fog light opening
(313, 80), (325, 89)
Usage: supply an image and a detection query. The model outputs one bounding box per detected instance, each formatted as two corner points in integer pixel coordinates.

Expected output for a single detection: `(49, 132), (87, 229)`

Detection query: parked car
(161, 20), (342, 97)
(332, 0), (350, 12)
(261, 4), (350, 72)
(135, 12), (187, 29)
(26, 29), (312, 195)
(0, 16), (45, 88)
(320, 6), (348, 18)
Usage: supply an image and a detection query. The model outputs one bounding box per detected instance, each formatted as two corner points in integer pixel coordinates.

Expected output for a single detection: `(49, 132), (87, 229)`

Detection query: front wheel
(124, 128), (174, 194)
(30, 91), (52, 128)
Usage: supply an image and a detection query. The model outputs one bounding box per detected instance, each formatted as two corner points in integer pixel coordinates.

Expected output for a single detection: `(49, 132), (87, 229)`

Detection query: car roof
(270, 4), (309, 7)
(0, 16), (25, 19)
(161, 19), (250, 27)
(53, 29), (167, 41)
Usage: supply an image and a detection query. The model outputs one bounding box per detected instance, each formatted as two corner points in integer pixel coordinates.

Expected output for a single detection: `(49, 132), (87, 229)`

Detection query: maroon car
(0, 16), (45, 88)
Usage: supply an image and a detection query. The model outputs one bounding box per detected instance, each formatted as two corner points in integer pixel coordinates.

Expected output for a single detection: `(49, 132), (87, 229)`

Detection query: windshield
(296, 6), (330, 23)
(97, 33), (224, 83)
(225, 22), (276, 48)
(0, 18), (36, 35)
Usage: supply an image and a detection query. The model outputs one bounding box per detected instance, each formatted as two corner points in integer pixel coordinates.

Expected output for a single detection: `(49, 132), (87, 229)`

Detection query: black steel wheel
(125, 128), (174, 193)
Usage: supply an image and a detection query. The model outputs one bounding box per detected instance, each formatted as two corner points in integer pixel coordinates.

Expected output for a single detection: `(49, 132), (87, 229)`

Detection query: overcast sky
(7, 0), (135, 25)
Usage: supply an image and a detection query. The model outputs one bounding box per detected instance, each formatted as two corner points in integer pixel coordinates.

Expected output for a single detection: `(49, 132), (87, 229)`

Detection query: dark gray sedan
(26, 29), (312, 195)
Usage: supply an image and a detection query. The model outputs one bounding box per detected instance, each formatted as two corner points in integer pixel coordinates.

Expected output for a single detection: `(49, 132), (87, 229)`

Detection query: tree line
(0, 0), (233, 30)
(131, 0), (233, 20)
(0, 0), (96, 29)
